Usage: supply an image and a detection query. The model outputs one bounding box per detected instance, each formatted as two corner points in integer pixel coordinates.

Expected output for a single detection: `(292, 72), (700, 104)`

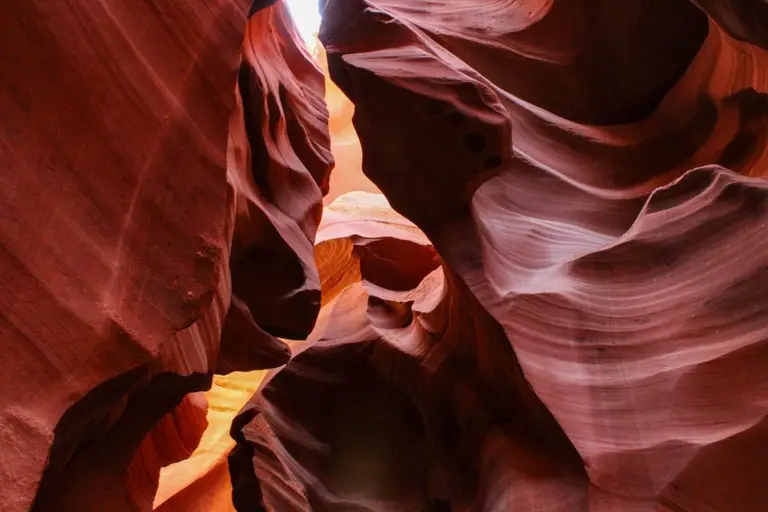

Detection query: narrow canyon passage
(1, 1), (767, 511)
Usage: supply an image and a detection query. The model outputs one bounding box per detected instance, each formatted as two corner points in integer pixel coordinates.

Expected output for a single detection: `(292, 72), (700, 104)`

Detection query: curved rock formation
(152, 193), (416, 511)
(693, 0), (768, 50)
(318, 48), (381, 205)
(231, 192), (590, 510)
(1, 0), (332, 510)
(229, 0), (333, 341)
(153, 372), (266, 512)
(127, 393), (209, 508)
(0, 1), (243, 509)
(309, 0), (768, 510)
(232, 0), (768, 511)
(146, 2), (336, 509)
(3, 0), (768, 510)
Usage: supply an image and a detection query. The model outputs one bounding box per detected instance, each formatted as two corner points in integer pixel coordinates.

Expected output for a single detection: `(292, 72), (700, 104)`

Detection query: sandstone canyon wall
(1, 0), (331, 510)
(231, 0), (768, 510)
(1, 0), (767, 511)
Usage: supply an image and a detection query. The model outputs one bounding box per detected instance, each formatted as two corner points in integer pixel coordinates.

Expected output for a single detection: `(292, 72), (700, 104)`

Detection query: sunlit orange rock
(126, 394), (209, 510)
(230, 192), (587, 510)
(145, 2), (338, 509)
(317, 47), (381, 205)
(153, 372), (266, 512)
(150, 193), (408, 511)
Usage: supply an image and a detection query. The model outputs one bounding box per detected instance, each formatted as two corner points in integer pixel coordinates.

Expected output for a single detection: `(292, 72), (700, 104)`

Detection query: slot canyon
(1, 0), (767, 510)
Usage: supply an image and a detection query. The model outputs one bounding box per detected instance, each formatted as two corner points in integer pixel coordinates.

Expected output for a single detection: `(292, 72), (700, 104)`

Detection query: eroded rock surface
(231, 1), (768, 511)
(3, 0), (768, 511)
(231, 193), (589, 510)
(310, 1), (768, 510)
(0, 1), (243, 509)
(1, 0), (332, 510)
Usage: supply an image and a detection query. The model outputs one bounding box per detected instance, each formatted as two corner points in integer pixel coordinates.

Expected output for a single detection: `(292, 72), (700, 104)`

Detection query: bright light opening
(284, 0), (322, 48)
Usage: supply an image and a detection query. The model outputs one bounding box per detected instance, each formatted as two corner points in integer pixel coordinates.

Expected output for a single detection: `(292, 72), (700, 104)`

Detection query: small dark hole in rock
(463, 132), (485, 154)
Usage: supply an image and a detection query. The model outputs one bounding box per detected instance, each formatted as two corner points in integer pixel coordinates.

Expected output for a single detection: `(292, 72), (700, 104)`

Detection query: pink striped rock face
(231, 1), (768, 511)
(2, 0), (767, 511)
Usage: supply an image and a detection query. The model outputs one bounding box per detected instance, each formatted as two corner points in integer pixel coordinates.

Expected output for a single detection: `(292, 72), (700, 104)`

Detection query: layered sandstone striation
(2, 0), (768, 511)
(231, 0), (768, 511)
(230, 192), (588, 510)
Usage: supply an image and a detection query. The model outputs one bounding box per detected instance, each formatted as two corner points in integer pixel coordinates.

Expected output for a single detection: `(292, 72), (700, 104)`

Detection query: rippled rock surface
(231, 0), (768, 510)
(2, 0), (767, 511)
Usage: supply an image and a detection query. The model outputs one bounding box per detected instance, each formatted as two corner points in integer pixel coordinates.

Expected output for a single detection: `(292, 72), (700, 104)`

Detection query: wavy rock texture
(231, 191), (590, 511)
(151, 193), (416, 510)
(126, 393), (210, 508)
(153, 372), (266, 512)
(230, 1), (768, 512)
(148, 1), (335, 510)
(4, 0), (768, 511)
(229, 0), (333, 342)
(303, 0), (768, 510)
(1, 0), (332, 510)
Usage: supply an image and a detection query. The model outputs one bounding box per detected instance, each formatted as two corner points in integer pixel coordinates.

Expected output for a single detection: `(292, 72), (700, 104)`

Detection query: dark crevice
(32, 367), (211, 511)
